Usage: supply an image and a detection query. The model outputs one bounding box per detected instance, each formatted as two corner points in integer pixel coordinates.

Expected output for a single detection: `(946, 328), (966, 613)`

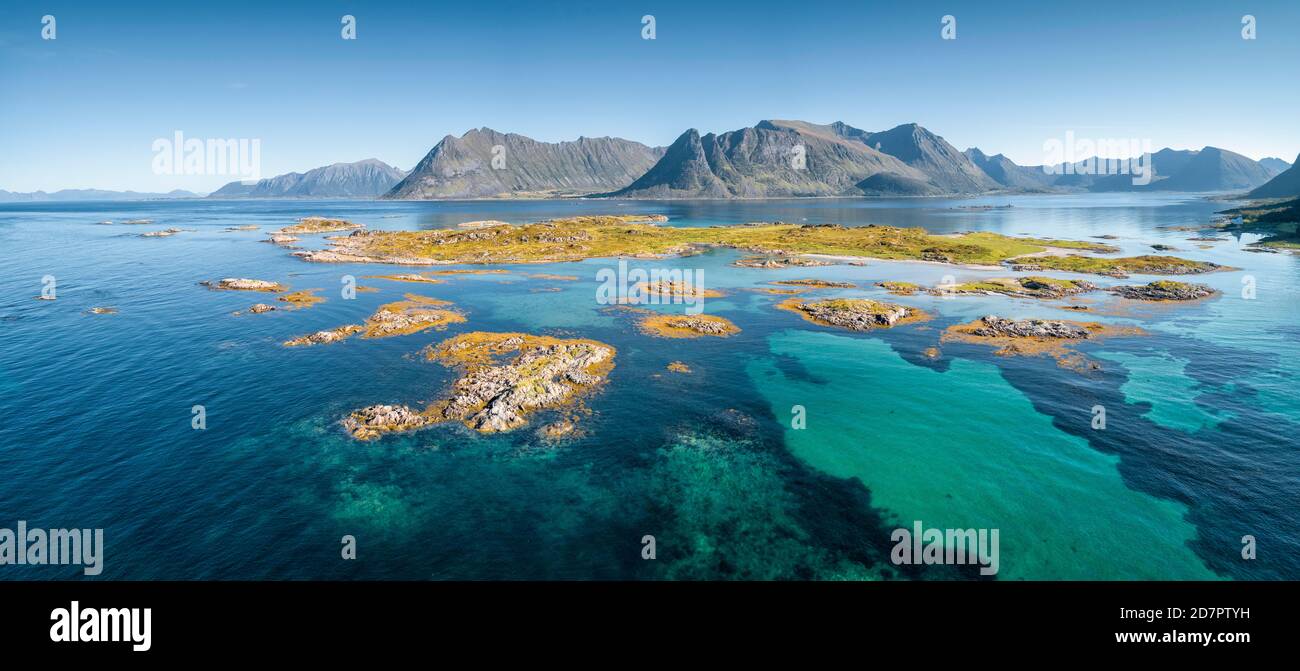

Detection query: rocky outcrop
(639, 314), (740, 338)
(779, 298), (924, 331)
(342, 404), (431, 441)
(938, 276), (1097, 299)
(284, 325), (364, 347)
(733, 255), (833, 268)
(203, 278), (286, 292)
(426, 333), (615, 433)
(1107, 281), (1218, 301)
(971, 316), (1091, 339)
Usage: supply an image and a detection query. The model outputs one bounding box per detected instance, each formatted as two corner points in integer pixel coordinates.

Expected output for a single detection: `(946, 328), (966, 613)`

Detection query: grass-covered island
(1107, 280), (1219, 301)
(342, 332), (616, 440)
(938, 276), (1097, 299)
(777, 297), (929, 331)
(288, 215), (1221, 276)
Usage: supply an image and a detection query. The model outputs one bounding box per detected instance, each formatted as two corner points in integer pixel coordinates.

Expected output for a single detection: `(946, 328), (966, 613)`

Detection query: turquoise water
(0, 194), (1295, 579)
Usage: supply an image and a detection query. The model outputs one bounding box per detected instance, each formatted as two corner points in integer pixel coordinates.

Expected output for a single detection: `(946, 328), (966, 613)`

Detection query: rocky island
(639, 313), (741, 338)
(342, 332), (616, 440)
(777, 297), (928, 330)
(1107, 280), (1219, 301)
(937, 276), (1096, 299)
(943, 315), (1143, 368)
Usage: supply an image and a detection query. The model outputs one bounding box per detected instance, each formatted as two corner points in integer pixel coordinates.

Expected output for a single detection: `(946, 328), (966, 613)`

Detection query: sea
(0, 193), (1296, 580)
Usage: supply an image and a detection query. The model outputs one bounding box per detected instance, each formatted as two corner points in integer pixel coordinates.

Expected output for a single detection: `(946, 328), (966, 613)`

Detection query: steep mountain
(1152, 147), (1275, 191)
(0, 189), (200, 201)
(1259, 157), (1292, 176)
(1247, 153), (1300, 198)
(209, 159), (406, 198)
(384, 129), (662, 199)
(964, 148), (1056, 190)
(858, 123), (1000, 193)
(607, 121), (940, 199)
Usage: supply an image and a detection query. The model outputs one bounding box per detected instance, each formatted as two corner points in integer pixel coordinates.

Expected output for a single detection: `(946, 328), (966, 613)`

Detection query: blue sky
(1, 0), (1297, 192)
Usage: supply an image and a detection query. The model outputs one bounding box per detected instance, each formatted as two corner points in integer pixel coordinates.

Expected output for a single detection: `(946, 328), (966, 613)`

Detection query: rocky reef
(1107, 280), (1219, 301)
(778, 297), (927, 330)
(202, 278), (287, 292)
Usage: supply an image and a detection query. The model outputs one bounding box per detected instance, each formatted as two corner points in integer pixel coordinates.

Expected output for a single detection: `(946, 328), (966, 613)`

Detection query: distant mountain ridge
(965, 145), (1280, 194)
(9, 121), (1291, 201)
(210, 159), (406, 198)
(0, 189), (200, 202)
(383, 128), (663, 199)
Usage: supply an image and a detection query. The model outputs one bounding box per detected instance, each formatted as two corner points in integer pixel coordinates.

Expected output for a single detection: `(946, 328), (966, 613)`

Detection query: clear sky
(2, 0), (1297, 192)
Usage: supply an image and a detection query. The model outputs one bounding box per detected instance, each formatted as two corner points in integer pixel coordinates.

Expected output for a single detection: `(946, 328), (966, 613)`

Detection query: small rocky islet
(283, 293), (465, 346)
(1107, 280), (1219, 301)
(638, 313), (740, 338)
(942, 315), (1144, 371)
(342, 332), (616, 440)
(778, 297), (928, 331)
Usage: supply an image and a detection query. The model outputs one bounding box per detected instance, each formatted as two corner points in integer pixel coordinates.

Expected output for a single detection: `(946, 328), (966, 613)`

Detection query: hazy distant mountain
(1259, 157), (1293, 176)
(1153, 147), (1274, 191)
(1247, 153), (1300, 198)
(1034, 147), (1273, 193)
(607, 120), (971, 199)
(0, 188), (200, 202)
(210, 159), (406, 198)
(964, 148), (1056, 190)
(384, 129), (663, 199)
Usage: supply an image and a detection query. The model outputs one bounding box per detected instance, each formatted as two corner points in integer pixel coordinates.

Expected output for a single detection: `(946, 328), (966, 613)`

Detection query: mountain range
(7, 122), (1295, 202)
